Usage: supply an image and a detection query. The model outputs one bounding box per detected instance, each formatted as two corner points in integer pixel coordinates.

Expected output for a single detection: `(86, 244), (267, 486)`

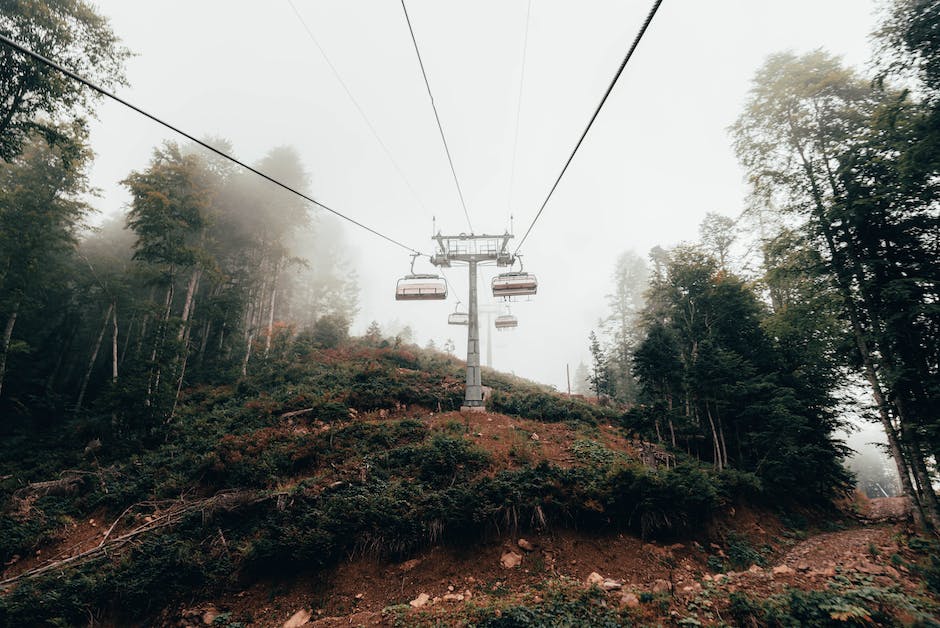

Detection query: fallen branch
(0, 490), (270, 588)
(279, 407), (315, 419)
(13, 474), (84, 500)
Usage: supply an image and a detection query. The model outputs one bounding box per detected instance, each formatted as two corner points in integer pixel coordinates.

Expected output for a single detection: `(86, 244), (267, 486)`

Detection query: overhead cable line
(286, 0), (431, 215)
(507, 0), (532, 218)
(513, 0), (663, 255)
(0, 32), (424, 256)
(400, 0), (474, 234)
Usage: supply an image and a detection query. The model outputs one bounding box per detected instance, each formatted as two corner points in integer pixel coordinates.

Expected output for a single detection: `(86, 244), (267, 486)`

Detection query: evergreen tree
(733, 47), (940, 528)
(0, 124), (92, 401)
(0, 0), (130, 160)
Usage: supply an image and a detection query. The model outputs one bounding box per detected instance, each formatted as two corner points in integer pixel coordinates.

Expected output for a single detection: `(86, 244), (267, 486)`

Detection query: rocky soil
(166, 498), (937, 627)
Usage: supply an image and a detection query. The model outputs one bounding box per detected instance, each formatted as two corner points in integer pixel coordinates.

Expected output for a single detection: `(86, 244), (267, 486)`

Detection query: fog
(83, 0), (878, 390)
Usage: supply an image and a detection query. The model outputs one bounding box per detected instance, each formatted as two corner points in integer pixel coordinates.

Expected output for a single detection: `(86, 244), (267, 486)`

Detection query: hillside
(1, 340), (938, 627)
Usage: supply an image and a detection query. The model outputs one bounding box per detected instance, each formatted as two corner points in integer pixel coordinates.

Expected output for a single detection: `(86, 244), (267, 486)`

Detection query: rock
(409, 593), (430, 608)
(601, 579), (622, 591)
(517, 538), (536, 552)
(651, 579), (672, 594)
(796, 563), (810, 572)
(355, 593), (364, 600)
(447, 585), (454, 592)
(202, 607), (221, 625)
(442, 593), (464, 602)
(884, 565), (901, 578)
(586, 572), (605, 586)
(530, 433), (540, 441)
(283, 609), (311, 628)
(772, 565), (795, 576)
(620, 593), (640, 608)
(501, 551), (523, 569)
(748, 564), (763, 573)
(712, 573), (726, 584)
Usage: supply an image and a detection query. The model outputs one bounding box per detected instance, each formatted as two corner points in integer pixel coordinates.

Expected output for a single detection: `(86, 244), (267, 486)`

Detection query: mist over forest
(1, 1), (939, 626)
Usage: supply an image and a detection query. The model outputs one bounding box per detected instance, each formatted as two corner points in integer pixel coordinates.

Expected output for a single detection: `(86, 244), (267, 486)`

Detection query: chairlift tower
(430, 233), (515, 411)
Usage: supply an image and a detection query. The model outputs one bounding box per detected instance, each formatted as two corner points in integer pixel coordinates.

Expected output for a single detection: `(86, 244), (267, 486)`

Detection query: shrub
(488, 391), (616, 424)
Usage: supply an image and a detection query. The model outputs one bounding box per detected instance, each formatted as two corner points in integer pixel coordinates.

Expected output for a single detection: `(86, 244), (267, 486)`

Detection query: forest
(0, 0), (939, 626)
(583, 3), (940, 530)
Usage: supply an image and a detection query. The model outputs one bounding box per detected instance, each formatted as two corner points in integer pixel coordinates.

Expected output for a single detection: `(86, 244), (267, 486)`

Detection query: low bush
(728, 581), (937, 627)
(468, 584), (628, 627)
(488, 390), (617, 424)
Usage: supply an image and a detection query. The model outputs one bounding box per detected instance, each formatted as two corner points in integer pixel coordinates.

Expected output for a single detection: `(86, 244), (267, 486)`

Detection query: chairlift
(492, 258), (537, 298)
(494, 313), (518, 330)
(396, 255), (447, 301)
(448, 303), (469, 325)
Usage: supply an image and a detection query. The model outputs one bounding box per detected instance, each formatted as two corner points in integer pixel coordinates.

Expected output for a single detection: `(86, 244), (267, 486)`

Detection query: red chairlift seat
(395, 274), (447, 301)
(492, 272), (537, 298)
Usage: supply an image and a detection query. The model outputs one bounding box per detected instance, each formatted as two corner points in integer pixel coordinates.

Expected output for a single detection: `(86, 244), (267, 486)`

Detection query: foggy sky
(82, 0), (879, 390)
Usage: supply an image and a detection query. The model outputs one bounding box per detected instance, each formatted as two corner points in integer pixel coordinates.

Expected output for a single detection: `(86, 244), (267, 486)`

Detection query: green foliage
(0, 0), (130, 160)
(488, 390), (616, 424)
(906, 535), (940, 594)
(724, 531), (766, 569)
(569, 439), (625, 468)
(706, 554), (724, 573)
(630, 246), (852, 503)
(728, 578), (938, 627)
(309, 313), (349, 349)
(469, 583), (630, 627)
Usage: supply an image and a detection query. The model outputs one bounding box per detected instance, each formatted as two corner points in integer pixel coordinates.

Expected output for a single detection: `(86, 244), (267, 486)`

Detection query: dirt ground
(167, 497), (933, 628)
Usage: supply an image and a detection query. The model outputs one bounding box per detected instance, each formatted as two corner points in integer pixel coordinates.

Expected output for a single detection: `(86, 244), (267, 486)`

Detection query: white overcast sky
(83, 0), (881, 390)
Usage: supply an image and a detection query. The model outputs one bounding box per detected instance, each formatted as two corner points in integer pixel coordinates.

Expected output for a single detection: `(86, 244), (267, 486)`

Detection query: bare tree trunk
(0, 302), (20, 398)
(899, 414), (940, 529)
(198, 319), (211, 366)
(169, 296), (197, 423)
(666, 391), (677, 447)
(792, 140), (934, 531)
(111, 302), (119, 382)
(264, 260), (280, 359)
(177, 268), (201, 342)
(147, 284), (174, 407)
(75, 303), (114, 414)
(120, 314), (136, 367)
(136, 286), (157, 359)
(241, 331), (254, 378)
(705, 402), (723, 471)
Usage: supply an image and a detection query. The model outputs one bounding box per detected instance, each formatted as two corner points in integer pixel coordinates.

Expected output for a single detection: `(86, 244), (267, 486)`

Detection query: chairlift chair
(448, 306), (469, 325)
(492, 258), (537, 298)
(395, 255), (447, 301)
(494, 313), (518, 330)
(396, 274), (447, 301)
(492, 272), (537, 298)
